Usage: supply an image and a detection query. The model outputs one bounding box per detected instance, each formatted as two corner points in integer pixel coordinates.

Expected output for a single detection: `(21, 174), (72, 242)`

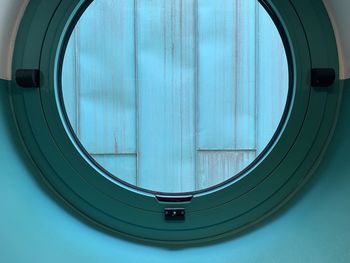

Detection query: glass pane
(61, 0), (289, 193)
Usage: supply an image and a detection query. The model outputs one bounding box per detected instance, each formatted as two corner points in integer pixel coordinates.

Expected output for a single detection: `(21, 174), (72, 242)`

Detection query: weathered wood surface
(62, 0), (288, 192)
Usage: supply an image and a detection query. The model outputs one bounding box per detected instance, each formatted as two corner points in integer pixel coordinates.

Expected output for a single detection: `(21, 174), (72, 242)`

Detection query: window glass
(61, 0), (289, 193)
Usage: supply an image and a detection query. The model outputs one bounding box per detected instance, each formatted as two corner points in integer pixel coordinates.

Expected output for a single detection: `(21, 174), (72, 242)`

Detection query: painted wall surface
(324, 0), (350, 79)
(0, 0), (28, 80)
(1, 78), (350, 262)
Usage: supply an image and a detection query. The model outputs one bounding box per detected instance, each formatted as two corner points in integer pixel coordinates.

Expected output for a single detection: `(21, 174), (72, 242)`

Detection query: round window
(11, 0), (340, 244)
(61, 0), (289, 194)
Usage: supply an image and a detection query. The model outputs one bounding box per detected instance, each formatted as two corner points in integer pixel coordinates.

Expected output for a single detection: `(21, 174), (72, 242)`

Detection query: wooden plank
(234, 0), (256, 149)
(197, 151), (256, 190)
(197, 0), (237, 150)
(256, 2), (289, 153)
(76, 0), (137, 154)
(197, 0), (256, 150)
(92, 154), (137, 185)
(136, 0), (196, 192)
(61, 30), (77, 132)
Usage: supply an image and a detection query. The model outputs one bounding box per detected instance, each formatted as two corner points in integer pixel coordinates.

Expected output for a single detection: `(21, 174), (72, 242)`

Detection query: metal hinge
(311, 68), (335, 88)
(15, 69), (40, 88)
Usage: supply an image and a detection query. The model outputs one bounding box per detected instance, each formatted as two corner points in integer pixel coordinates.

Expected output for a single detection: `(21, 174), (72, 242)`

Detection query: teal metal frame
(10, 0), (342, 244)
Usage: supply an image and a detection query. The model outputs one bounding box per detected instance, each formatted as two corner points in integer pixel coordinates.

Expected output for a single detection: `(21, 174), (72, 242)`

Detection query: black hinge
(311, 68), (335, 88)
(15, 69), (40, 88)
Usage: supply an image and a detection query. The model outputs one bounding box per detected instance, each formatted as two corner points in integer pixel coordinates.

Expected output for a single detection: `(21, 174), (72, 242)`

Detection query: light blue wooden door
(62, 0), (288, 193)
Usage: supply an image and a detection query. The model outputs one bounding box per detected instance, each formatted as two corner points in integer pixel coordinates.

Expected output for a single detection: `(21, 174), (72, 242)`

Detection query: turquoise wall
(1, 77), (350, 262)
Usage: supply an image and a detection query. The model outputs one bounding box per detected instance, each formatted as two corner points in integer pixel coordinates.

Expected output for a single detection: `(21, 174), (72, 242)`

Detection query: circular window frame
(11, 0), (342, 244)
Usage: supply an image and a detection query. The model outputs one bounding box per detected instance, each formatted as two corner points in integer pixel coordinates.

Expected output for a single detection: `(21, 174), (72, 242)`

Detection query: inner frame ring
(57, 0), (294, 196)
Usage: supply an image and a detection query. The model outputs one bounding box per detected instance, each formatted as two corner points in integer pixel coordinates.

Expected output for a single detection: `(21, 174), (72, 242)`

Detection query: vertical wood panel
(256, 3), (289, 153)
(197, 0), (256, 150)
(136, 0), (196, 192)
(62, 31), (77, 132)
(196, 0), (257, 189)
(234, 0), (256, 149)
(77, 0), (136, 154)
(197, 151), (256, 190)
(197, 0), (237, 150)
(92, 154), (137, 185)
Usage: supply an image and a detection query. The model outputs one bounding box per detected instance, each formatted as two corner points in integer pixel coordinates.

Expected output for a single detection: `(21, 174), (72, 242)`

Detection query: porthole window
(61, 0), (289, 193)
(11, 0), (341, 244)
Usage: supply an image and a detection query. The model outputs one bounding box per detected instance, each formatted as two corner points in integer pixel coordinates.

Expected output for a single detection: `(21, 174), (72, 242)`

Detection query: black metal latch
(164, 208), (185, 221)
(311, 68), (335, 88)
(15, 69), (41, 88)
(157, 196), (190, 221)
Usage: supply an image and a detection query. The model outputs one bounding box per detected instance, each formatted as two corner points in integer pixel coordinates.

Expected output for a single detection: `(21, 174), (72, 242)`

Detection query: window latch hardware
(164, 208), (185, 221)
(311, 68), (335, 88)
(156, 195), (193, 203)
(15, 69), (41, 88)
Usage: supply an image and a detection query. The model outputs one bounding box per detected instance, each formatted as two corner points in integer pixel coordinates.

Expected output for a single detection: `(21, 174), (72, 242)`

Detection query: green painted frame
(10, 0), (342, 244)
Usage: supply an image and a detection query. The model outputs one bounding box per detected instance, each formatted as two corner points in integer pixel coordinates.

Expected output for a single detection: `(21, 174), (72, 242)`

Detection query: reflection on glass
(61, 0), (289, 193)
